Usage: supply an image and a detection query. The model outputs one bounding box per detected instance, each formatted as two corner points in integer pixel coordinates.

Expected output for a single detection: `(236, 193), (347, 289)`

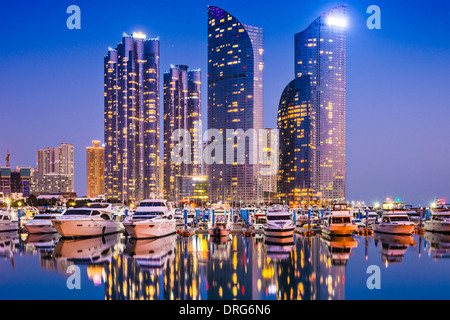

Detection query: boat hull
(123, 220), (176, 239)
(24, 222), (57, 234)
(424, 221), (450, 233)
(321, 224), (358, 236)
(263, 226), (294, 238)
(208, 227), (230, 237)
(52, 219), (124, 238)
(372, 223), (415, 235)
(0, 223), (18, 232)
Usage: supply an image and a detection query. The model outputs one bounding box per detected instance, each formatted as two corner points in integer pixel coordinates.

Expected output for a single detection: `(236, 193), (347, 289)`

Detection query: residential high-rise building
(163, 65), (201, 201)
(261, 128), (278, 203)
(277, 76), (319, 206)
(104, 32), (160, 203)
(278, 6), (346, 205)
(207, 6), (264, 205)
(294, 5), (347, 202)
(87, 141), (105, 199)
(35, 143), (74, 193)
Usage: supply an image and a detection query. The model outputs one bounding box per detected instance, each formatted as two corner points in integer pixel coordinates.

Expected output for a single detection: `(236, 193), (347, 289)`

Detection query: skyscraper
(104, 32), (160, 203)
(207, 6), (264, 205)
(87, 140), (105, 198)
(295, 5), (347, 202)
(277, 76), (318, 205)
(163, 65), (201, 201)
(278, 5), (347, 204)
(35, 143), (74, 193)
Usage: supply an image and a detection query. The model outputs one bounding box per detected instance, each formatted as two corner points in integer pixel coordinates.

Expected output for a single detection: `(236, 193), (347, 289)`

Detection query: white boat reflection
(321, 234), (358, 265)
(424, 231), (450, 259)
(25, 233), (61, 254)
(123, 234), (176, 272)
(0, 231), (17, 259)
(264, 235), (294, 261)
(374, 233), (416, 264)
(52, 233), (121, 264)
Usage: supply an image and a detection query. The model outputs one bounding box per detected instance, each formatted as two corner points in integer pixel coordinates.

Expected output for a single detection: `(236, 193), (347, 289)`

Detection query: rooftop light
(326, 16), (347, 28)
(132, 32), (146, 39)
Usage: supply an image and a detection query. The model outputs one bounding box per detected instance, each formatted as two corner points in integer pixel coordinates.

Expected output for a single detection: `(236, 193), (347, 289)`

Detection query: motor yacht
(24, 213), (63, 234)
(321, 203), (357, 236)
(0, 208), (18, 232)
(424, 201), (450, 233)
(52, 203), (124, 237)
(208, 213), (231, 237)
(372, 201), (415, 234)
(263, 205), (295, 238)
(123, 199), (176, 239)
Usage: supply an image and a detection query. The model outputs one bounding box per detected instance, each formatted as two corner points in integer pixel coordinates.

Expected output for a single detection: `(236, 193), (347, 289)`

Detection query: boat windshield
(139, 202), (166, 207)
(332, 217), (351, 224)
(64, 209), (92, 216)
(333, 205), (347, 211)
(2, 215), (9, 220)
(85, 203), (110, 209)
(267, 215), (291, 221)
(389, 216), (410, 222)
(133, 212), (164, 217)
(33, 215), (55, 220)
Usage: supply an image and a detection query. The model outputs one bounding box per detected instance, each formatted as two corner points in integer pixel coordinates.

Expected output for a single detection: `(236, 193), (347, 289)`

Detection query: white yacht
(425, 201), (450, 233)
(372, 201), (415, 235)
(52, 203), (124, 238)
(24, 213), (63, 234)
(321, 203), (357, 236)
(208, 214), (231, 237)
(0, 208), (18, 232)
(123, 199), (176, 239)
(263, 205), (295, 238)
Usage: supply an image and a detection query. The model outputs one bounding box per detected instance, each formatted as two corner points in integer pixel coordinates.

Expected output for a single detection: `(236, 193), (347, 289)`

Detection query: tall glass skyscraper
(207, 6), (264, 204)
(277, 76), (318, 206)
(292, 5), (347, 203)
(104, 33), (160, 202)
(163, 64), (201, 201)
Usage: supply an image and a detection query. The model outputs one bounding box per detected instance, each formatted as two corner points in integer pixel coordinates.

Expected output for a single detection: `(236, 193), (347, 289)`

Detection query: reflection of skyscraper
(207, 6), (264, 204)
(294, 6), (347, 202)
(163, 65), (202, 201)
(86, 141), (104, 198)
(104, 33), (160, 203)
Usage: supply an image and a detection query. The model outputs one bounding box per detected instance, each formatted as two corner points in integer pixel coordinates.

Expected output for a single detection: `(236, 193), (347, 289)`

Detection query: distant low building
(87, 141), (105, 199)
(0, 167), (32, 198)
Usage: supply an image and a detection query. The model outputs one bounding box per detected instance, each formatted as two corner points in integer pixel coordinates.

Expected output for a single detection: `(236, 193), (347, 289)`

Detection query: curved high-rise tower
(207, 6), (264, 205)
(294, 5), (347, 202)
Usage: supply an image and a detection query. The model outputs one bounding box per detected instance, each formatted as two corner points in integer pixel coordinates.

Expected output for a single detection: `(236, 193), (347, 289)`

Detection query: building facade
(207, 6), (264, 205)
(277, 76), (319, 206)
(293, 5), (347, 202)
(35, 143), (74, 194)
(0, 167), (32, 198)
(87, 140), (105, 198)
(104, 32), (160, 203)
(163, 65), (201, 202)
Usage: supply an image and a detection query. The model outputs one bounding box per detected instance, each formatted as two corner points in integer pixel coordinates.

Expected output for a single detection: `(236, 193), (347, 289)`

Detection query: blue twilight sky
(0, 0), (449, 206)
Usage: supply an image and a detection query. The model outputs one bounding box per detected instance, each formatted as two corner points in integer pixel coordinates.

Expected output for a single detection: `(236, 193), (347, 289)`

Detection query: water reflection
(374, 233), (416, 265)
(1, 231), (450, 300)
(424, 232), (450, 260)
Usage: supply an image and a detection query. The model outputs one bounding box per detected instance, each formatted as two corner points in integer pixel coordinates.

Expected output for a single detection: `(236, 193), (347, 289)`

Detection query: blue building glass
(294, 6), (347, 202)
(207, 6), (264, 204)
